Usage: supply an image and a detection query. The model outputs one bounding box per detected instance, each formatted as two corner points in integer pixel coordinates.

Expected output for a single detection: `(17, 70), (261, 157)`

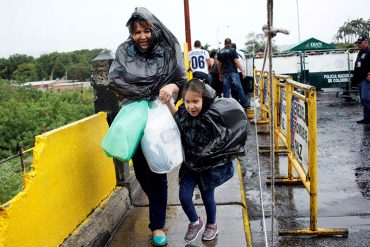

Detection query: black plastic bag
(108, 7), (186, 101)
(176, 96), (248, 172)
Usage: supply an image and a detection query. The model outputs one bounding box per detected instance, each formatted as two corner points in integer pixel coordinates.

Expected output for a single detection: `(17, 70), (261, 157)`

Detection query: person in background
(209, 50), (223, 97)
(358, 72), (370, 124)
(217, 38), (249, 109)
(231, 43), (250, 107)
(353, 34), (370, 124)
(188, 40), (211, 84)
(108, 7), (186, 246)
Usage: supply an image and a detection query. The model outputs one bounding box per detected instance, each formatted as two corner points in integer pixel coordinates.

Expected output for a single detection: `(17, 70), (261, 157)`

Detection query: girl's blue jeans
(179, 170), (216, 225)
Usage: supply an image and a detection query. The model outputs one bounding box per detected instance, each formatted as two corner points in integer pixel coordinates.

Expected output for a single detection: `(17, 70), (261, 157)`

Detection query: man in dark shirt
(353, 34), (370, 124)
(217, 38), (249, 108)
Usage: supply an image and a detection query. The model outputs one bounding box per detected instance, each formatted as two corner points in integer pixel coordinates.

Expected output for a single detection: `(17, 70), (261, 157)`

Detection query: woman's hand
(159, 83), (179, 104)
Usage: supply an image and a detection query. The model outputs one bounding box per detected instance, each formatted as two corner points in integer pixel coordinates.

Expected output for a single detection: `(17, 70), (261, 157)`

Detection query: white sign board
(290, 96), (308, 170)
(279, 87), (287, 135)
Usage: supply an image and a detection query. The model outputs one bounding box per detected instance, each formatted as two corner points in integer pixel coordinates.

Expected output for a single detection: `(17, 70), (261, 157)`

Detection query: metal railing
(253, 70), (349, 236)
(0, 146), (33, 172)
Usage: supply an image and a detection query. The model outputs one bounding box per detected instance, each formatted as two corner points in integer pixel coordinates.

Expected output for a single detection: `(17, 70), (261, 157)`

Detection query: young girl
(165, 78), (247, 242)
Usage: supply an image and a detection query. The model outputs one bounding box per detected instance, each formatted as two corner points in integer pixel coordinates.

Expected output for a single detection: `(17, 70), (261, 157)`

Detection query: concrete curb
(61, 187), (131, 247)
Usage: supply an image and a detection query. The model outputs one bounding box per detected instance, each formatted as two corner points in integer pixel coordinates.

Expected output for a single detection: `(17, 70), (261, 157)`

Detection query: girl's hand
(159, 84), (179, 104)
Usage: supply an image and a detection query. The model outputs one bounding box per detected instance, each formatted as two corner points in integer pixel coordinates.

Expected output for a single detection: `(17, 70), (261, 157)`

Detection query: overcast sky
(0, 0), (369, 58)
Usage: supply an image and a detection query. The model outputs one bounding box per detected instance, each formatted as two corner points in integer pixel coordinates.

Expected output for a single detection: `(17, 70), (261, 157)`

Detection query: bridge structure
(2, 47), (370, 246)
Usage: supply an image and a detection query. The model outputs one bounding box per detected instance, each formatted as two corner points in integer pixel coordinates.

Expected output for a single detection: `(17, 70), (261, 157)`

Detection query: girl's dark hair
(182, 78), (206, 98)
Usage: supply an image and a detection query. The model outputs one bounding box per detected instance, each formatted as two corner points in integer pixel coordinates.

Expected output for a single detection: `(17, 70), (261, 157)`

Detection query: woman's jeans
(179, 171), (216, 225)
(132, 146), (168, 231)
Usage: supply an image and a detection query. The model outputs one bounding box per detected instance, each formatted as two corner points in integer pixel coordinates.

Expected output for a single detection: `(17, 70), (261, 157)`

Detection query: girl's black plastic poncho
(108, 7), (187, 101)
(175, 89), (248, 172)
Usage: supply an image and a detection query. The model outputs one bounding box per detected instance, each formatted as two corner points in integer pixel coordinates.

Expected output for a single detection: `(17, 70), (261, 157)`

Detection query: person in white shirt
(188, 40), (211, 84)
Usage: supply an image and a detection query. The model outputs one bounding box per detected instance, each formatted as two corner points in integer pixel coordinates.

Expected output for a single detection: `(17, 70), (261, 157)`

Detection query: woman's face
(184, 91), (203, 117)
(132, 23), (152, 50)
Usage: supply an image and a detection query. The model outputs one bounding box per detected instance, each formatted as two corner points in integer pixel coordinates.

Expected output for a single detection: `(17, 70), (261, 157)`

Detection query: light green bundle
(101, 100), (149, 161)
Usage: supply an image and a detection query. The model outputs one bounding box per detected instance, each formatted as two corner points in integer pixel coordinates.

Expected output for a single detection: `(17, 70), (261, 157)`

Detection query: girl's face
(184, 91), (203, 117)
(132, 23), (152, 50)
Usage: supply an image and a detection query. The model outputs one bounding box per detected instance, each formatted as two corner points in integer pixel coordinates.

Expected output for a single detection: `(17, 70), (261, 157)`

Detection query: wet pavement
(104, 90), (370, 247)
(245, 90), (370, 246)
(107, 161), (249, 247)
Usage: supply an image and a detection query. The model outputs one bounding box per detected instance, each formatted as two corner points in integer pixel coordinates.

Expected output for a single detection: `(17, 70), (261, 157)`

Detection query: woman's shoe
(152, 230), (167, 246)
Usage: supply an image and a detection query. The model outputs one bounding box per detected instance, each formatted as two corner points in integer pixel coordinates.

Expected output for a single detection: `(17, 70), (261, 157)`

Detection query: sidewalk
(107, 161), (251, 247)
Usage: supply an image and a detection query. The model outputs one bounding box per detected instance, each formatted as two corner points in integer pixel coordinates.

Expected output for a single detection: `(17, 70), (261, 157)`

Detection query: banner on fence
(290, 96), (309, 170)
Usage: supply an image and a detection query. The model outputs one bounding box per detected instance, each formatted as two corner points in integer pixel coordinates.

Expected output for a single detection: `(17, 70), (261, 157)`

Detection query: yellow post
(183, 42), (192, 80)
(307, 87), (318, 231)
(286, 82), (293, 180)
(260, 74), (266, 122)
(273, 76), (280, 152)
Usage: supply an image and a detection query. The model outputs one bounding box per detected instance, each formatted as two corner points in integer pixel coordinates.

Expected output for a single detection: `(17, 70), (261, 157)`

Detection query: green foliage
(0, 153), (32, 205)
(0, 58), (10, 79)
(0, 79), (94, 203)
(0, 159), (23, 205)
(7, 54), (34, 80)
(0, 49), (102, 82)
(0, 79), (94, 158)
(244, 32), (278, 54)
(13, 63), (38, 83)
(68, 62), (92, 81)
(335, 18), (370, 44)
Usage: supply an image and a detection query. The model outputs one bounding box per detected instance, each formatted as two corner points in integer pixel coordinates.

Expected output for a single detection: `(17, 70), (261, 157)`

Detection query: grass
(0, 154), (32, 205)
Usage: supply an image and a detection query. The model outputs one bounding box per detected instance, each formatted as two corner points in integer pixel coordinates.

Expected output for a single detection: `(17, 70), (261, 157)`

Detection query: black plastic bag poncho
(108, 7), (187, 101)
(175, 87), (248, 172)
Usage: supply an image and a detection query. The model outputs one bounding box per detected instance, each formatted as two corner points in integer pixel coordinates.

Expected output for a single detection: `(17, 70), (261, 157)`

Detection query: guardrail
(0, 146), (33, 170)
(253, 70), (270, 132)
(254, 70), (348, 236)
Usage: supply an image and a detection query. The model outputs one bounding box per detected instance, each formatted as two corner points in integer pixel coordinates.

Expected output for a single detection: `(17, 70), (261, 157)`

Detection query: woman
(108, 7), (186, 246)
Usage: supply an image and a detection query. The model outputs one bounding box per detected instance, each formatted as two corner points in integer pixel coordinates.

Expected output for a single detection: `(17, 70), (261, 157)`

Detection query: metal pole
(296, 0), (301, 42)
(347, 50), (352, 92)
(18, 144), (25, 173)
(217, 26), (229, 49)
(183, 0), (192, 51)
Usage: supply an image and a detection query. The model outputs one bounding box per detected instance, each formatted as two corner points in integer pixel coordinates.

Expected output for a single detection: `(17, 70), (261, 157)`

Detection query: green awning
(286, 37), (336, 52)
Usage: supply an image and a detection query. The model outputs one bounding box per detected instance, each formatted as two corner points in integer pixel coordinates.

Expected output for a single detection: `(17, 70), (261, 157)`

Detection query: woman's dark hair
(210, 49), (217, 58)
(182, 78), (206, 98)
(128, 19), (153, 34)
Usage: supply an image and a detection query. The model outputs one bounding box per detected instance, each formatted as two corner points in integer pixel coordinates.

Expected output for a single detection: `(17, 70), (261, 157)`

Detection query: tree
(335, 18), (370, 44)
(7, 54), (34, 80)
(244, 32), (278, 54)
(68, 63), (91, 81)
(0, 80), (94, 159)
(0, 58), (9, 79)
(12, 63), (38, 83)
(1, 49), (103, 82)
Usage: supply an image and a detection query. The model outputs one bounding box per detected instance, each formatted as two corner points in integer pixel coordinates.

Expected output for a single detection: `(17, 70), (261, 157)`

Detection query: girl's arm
(165, 99), (178, 116)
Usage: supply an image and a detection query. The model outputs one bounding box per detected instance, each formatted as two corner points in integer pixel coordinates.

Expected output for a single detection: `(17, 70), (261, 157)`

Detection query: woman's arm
(159, 83), (179, 103)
